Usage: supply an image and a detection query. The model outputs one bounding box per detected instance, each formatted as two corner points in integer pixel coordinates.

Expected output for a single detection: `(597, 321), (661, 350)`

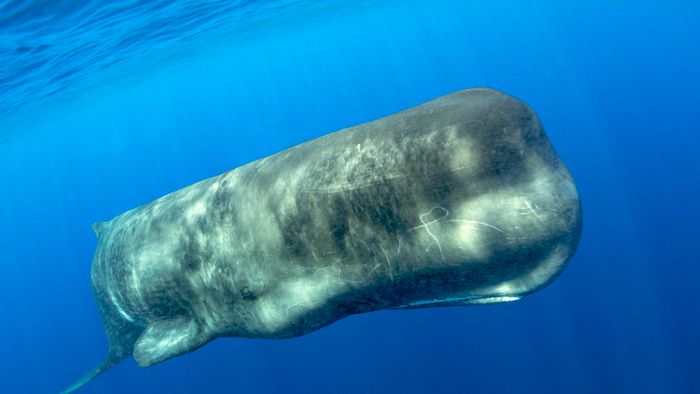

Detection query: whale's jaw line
(398, 294), (523, 309)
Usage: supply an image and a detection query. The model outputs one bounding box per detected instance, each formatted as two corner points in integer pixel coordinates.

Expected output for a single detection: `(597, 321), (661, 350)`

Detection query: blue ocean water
(1, 0), (698, 393)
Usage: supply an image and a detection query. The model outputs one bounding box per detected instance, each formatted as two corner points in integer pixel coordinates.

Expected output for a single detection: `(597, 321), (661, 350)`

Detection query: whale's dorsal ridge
(133, 316), (210, 367)
(91, 222), (107, 237)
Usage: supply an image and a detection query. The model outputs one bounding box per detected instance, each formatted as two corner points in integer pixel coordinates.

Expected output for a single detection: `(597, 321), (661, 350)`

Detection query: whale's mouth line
(403, 294), (523, 308)
(459, 295), (522, 305)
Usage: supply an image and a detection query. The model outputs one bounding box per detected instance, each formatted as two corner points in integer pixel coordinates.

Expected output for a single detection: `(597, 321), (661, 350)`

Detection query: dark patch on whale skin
(278, 201), (315, 261)
(326, 194), (351, 253)
(179, 229), (211, 272)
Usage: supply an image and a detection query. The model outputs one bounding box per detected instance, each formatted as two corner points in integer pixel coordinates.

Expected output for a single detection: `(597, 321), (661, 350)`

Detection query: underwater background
(1, 0), (698, 393)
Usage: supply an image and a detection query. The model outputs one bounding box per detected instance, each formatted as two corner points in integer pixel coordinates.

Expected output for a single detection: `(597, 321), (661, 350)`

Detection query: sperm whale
(63, 88), (582, 392)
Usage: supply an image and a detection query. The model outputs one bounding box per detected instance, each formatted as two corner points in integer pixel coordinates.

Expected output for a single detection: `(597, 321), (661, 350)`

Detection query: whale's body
(64, 88), (581, 392)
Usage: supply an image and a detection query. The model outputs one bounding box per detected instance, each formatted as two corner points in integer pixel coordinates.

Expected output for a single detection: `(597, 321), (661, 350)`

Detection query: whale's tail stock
(61, 285), (140, 392)
(62, 222), (140, 393)
(60, 351), (125, 394)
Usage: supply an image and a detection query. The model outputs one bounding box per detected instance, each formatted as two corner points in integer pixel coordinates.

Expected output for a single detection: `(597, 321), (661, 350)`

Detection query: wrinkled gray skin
(64, 88), (581, 392)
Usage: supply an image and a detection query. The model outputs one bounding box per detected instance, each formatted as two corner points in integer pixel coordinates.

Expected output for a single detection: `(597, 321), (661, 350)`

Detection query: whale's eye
(240, 286), (257, 301)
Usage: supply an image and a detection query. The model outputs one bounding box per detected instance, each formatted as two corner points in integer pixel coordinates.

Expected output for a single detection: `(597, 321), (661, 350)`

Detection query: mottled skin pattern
(64, 88), (581, 392)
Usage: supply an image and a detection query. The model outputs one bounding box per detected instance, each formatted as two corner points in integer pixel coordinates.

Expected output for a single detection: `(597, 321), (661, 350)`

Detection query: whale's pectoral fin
(134, 317), (210, 367)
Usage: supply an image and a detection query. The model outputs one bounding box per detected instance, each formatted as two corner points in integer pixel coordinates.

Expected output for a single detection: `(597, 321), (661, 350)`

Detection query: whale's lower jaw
(395, 294), (523, 309)
(455, 295), (522, 305)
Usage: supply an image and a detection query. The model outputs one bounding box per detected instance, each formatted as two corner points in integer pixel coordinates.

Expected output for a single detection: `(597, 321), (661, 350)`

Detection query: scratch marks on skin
(396, 207), (447, 258)
(396, 206), (505, 259)
(285, 302), (303, 317)
(332, 259), (365, 285)
(446, 219), (504, 234)
(522, 199), (543, 223)
(379, 244), (394, 283)
(419, 207), (447, 262)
